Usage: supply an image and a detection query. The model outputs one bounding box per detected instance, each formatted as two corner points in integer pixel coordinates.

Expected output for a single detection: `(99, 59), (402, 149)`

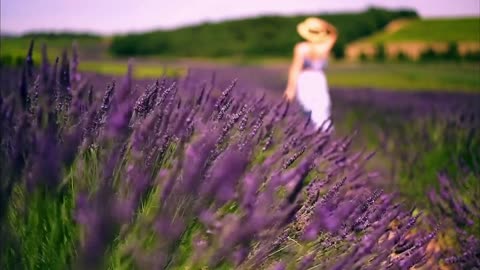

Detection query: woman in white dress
(284, 17), (338, 131)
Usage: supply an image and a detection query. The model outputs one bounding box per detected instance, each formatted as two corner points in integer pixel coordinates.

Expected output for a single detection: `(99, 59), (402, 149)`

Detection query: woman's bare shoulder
(294, 42), (309, 54)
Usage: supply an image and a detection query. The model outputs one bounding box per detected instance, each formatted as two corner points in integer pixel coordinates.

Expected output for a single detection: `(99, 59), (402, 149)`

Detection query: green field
(0, 36), (106, 60)
(361, 18), (480, 43)
(326, 62), (480, 92)
(0, 39), (184, 78)
(78, 61), (185, 78)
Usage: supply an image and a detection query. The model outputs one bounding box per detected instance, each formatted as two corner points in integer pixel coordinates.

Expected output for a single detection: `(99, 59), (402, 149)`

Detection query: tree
(375, 43), (386, 61)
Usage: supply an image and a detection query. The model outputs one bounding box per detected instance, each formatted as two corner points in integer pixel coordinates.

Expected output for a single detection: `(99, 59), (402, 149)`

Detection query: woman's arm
(284, 44), (304, 101)
(324, 21), (338, 50)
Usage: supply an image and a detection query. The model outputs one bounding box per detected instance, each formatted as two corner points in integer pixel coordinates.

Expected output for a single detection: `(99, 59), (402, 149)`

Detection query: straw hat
(297, 17), (329, 43)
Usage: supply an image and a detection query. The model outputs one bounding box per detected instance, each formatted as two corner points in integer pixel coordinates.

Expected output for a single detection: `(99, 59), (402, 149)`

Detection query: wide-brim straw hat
(297, 17), (329, 43)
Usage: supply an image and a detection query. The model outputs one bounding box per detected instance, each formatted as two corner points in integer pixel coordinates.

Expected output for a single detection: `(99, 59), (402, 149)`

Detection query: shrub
(444, 42), (460, 61)
(463, 50), (480, 62)
(420, 43), (463, 62)
(420, 47), (438, 62)
(375, 43), (386, 61)
(394, 51), (410, 62)
(0, 54), (13, 67)
(359, 52), (369, 62)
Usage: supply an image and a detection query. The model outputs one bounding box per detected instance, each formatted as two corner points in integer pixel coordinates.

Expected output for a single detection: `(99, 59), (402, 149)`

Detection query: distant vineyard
(346, 18), (480, 61)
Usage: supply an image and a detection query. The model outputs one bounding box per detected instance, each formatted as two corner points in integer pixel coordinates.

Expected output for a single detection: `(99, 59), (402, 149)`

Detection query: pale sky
(1, 0), (479, 35)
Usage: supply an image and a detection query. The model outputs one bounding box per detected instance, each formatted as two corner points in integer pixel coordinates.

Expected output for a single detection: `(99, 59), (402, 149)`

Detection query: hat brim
(297, 22), (329, 43)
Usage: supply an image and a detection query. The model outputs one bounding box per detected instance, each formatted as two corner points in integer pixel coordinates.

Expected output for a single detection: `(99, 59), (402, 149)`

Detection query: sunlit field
(326, 61), (480, 92)
(361, 18), (480, 43)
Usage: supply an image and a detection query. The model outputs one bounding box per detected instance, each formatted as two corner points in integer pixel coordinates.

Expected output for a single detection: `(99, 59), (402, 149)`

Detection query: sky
(1, 0), (479, 35)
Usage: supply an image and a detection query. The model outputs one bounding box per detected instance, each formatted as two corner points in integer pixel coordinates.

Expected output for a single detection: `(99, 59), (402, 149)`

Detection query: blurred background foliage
(1, 7), (418, 61)
(108, 7), (418, 58)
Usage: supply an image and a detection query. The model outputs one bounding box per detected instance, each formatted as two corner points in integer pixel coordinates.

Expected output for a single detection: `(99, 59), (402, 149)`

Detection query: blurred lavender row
(185, 65), (480, 118)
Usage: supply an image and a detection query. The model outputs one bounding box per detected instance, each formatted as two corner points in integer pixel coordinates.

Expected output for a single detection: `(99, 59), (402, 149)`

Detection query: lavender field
(1, 43), (479, 270)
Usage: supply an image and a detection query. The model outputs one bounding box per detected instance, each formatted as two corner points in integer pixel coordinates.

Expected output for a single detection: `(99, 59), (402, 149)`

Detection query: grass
(326, 61), (480, 92)
(360, 17), (480, 43)
(0, 38), (185, 79)
(333, 103), (480, 251)
(334, 105), (480, 211)
(79, 61), (185, 79)
(0, 36), (107, 60)
(3, 185), (78, 269)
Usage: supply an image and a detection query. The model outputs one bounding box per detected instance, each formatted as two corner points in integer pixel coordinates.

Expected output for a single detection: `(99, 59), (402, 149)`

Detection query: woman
(284, 17), (338, 131)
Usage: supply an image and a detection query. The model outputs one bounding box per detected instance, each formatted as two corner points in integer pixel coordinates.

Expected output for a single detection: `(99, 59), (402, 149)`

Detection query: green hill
(360, 17), (480, 43)
(109, 7), (418, 59)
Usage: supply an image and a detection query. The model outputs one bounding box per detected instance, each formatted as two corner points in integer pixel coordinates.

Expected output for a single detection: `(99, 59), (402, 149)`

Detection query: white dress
(296, 58), (332, 131)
